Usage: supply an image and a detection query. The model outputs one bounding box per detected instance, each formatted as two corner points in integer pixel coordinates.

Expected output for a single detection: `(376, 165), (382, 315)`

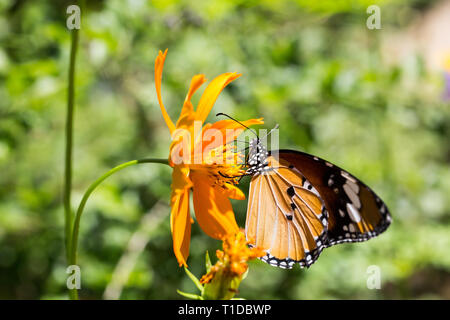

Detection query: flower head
(199, 230), (265, 299)
(154, 49), (263, 267)
(200, 230), (265, 284)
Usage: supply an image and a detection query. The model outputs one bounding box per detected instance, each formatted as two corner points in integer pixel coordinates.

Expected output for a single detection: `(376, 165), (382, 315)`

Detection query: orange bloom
(200, 230), (265, 285)
(154, 49), (263, 267)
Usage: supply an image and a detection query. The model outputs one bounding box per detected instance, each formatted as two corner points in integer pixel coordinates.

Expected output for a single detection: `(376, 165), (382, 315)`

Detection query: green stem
(68, 158), (169, 300)
(64, 13), (79, 262)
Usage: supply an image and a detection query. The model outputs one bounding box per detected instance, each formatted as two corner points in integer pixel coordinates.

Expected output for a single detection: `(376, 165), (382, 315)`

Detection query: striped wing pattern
(245, 155), (328, 268)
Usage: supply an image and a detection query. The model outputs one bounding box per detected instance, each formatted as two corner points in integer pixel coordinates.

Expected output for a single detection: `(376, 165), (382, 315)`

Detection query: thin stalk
(64, 16), (79, 262)
(68, 158), (169, 300)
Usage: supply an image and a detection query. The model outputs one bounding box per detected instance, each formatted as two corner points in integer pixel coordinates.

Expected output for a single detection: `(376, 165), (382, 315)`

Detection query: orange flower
(200, 230), (265, 285)
(154, 49), (263, 267)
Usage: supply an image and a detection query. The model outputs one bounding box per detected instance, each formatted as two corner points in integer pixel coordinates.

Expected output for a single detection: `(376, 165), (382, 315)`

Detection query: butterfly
(217, 114), (392, 269)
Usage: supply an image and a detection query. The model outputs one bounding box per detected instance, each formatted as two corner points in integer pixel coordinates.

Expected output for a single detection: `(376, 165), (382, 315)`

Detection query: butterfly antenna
(216, 113), (259, 138)
(260, 124), (279, 140)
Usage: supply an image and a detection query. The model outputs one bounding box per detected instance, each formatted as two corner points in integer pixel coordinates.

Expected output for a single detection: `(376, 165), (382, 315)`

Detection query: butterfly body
(245, 138), (269, 175)
(244, 143), (392, 269)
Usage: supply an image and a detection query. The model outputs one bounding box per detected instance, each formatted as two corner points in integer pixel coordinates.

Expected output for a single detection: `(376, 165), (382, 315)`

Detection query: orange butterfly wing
(245, 155), (328, 268)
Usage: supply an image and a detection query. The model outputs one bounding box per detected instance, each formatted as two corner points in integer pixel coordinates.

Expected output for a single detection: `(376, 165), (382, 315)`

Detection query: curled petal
(195, 72), (241, 124)
(176, 75), (207, 130)
(186, 74), (207, 103)
(155, 49), (176, 133)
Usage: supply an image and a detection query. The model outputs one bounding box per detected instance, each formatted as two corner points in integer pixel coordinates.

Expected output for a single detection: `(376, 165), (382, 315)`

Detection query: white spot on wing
(341, 171), (357, 184)
(346, 203), (361, 223)
(346, 179), (359, 193)
(349, 223), (356, 233)
(343, 183), (361, 209)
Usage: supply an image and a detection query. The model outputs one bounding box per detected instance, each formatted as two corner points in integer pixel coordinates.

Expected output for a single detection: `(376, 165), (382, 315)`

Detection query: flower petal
(200, 118), (264, 150)
(177, 75), (207, 128)
(206, 118), (264, 132)
(195, 72), (241, 124)
(222, 183), (245, 200)
(170, 188), (191, 267)
(191, 172), (239, 240)
(171, 165), (193, 192)
(171, 75), (208, 164)
(186, 74), (207, 103)
(155, 49), (176, 133)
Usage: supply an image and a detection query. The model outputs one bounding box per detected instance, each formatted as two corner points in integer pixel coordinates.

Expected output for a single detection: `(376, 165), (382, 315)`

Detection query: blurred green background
(1, 0), (450, 299)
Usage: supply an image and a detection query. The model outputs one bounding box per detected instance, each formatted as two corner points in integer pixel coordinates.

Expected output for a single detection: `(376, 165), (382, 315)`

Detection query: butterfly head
(215, 113), (274, 174)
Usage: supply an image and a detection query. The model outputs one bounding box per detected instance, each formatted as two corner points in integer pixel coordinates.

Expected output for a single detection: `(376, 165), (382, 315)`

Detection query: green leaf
(205, 251), (212, 273)
(184, 266), (203, 293)
(176, 289), (203, 300)
(241, 267), (249, 280)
